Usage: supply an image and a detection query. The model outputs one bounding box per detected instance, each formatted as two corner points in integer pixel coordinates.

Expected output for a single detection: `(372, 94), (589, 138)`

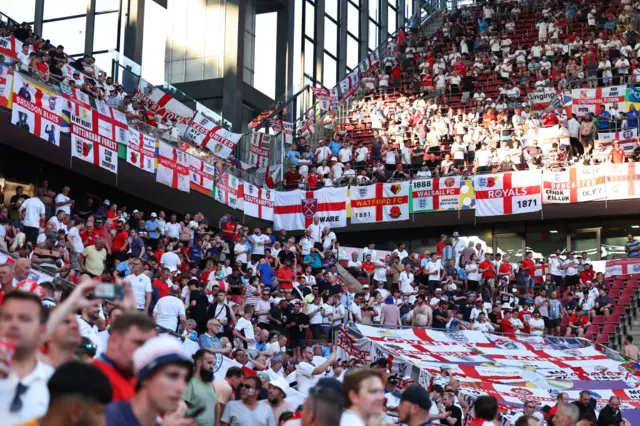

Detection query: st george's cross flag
(274, 187), (348, 230)
(126, 128), (156, 173)
(70, 125), (118, 174)
(189, 155), (215, 193)
(339, 69), (360, 101)
(156, 141), (190, 192)
(135, 78), (195, 134)
(541, 165), (605, 204)
(473, 171), (542, 217)
(243, 182), (275, 221)
(184, 111), (242, 159)
(350, 183), (409, 224)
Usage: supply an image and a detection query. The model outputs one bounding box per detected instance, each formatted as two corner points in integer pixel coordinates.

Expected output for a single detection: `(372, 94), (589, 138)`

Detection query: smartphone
(93, 284), (125, 301)
(187, 406), (206, 419)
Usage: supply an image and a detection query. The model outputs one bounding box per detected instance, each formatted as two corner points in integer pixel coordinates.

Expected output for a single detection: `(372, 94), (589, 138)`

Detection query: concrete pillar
(314, 0), (325, 85)
(397, 0), (406, 30)
(337, 0), (348, 80)
(123, 0), (145, 64)
(275, 5), (293, 99)
(379, 0), (388, 45)
(359, 0), (369, 60)
(85, 0), (96, 55)
(34, 0), (44, 37)
(222, 0), (246, 133)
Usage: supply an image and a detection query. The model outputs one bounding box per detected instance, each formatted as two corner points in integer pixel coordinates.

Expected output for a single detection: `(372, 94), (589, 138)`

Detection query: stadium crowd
(283, 0), (640, 190)
(2, 1), (640, 426)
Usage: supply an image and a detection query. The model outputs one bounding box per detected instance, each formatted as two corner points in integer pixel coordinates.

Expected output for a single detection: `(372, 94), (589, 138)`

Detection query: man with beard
(220, 376), (275, 426)
(105, 335), (194, 426)
(184, 349), (220, 426)
(46, 312), (82, 367)
(396, 385), (432, 426)
(77, 303), (102, 354)
(266, 377), (294, 422)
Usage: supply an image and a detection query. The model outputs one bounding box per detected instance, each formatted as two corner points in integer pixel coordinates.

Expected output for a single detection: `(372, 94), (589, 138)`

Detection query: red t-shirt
(518, 310), (532, 334)
(112, 230), (129, 253)
(610, 147), (625, 164)
(81, 230), (96, 247)
(522, 259), (535, 277)
(580, 269), (595, 283)
(499, 263), (513, 277)
(479, 260), (495, 279)
(153, 279), (170, 298)
(501, 317), (515, 335)
(92, 358), (136, 402)
(436, 241), (446, 257)
(276, 267), (294, 290)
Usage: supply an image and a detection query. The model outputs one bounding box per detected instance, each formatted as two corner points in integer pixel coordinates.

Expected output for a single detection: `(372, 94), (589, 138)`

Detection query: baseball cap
(133, 209), (140, 214)
(150, 212), (157, 218)
(257, 371), (271, 383)
(46, 232), (58, 242)
(133, 336), (193, 385)
(452, 231), (460, 237)
(435, 288), (442, 292)
(103, 199), (110, 206)
(400, 385), (432, 411)
(269, 377), (291, 394)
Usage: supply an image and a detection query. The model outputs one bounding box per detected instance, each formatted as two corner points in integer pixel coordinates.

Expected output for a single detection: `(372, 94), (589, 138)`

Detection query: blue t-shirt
(115, 262), (131, 278)
(190, 246), (204, 263)
(329, 140), (342, 156)
(198, 333), (223, 349)
(257, 262), (275, 286)
(145, 219), (159, 239)
(598, 111), (610, 129)
(626, 239), (640, 258)
(304, 253), (323, 269)
(287, 150), (301, 165)
(130, 237), (144, 257)
(106, 401), (159, 426)
(627, 110), (640, 129)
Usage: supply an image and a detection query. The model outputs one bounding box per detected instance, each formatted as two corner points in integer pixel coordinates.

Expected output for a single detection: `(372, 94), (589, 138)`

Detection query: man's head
(0, 291), (48, 359)
(193, 349), (215, 382)
(579, 390), (591, 406)
(206, 318), (221, 335)
(133, 336), (193, 414)
(14, 258), (30, 280)
(0, 263), (14, 286)
(44, 361), (113, 426)
(301, 379), (344, 426)
(397, 385), (432, 424)
(105, 312), (156, 375)
(343, 368), (386, 417)
(225, 366), (245, 388)
(553, 403), (580, 426)
(267, 378), (288, 405)
(239, 376), (261, 403)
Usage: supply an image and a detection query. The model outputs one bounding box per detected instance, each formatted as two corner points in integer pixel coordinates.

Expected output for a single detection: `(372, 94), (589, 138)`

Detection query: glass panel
(323, 53), (336, 89)
(96, 0), (120, 12)
(254, 12), (277, 98)
(93, 12), (118, 52)
(170, 60), (185, 83)
(406, 0), (413, 18)
(369, 0), (378, 21)
(168, 0), (187, 61)
(324, 18), (337, 56)
(93, 51), (116, 77)
(570, 231), (599, 260)
(185, 57), (204, 82)
(602, 222), (636, 260)
(347, 35), (359, 69)
(304, 39), (314, 79)
(368, 20), (378, 51)
(186, 0), (206, 58)
(294, 0), (303, 93)
(388, 6), (396, 34)
(526, 230), (566, 260)
(495, 236), (523, 260)
(205, 0), (225, 56)
(44, 0), (86, 20)
(42, 17), (87, 56)
(326, 0), (338, 19)
(0, 0), (36, 23)
(305, 1), (315, 39)
(204, 56), (220, 79)
(347, 3), (359, 36)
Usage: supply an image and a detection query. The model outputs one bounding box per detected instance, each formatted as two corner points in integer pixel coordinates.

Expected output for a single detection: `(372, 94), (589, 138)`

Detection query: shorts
(551, 274), (563, 288)
(293, 338), (307, 349)
(428, 280), (440, 294)
(251, 254), (264, 263)
(547, 318), (560, 329)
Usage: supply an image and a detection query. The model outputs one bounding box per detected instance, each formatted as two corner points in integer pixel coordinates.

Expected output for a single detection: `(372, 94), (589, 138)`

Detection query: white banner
(541, 165), (606, 204)
(249, 132), (272, 168)
(273, 187), (348, 231)
(70, 129), (118, 174)
(350, 183), (409, 224)
(126, 128), (156, 173)
(189, 156), (215, 192)
(214, 168), (244, 210)
(473, 171), (542, 217)
(605, 163), (640, 200)
(184, 112), (241, 159)
(243, 182), (275, 221)
(410, 177), (460, 213)
(135, 78), (195, 134)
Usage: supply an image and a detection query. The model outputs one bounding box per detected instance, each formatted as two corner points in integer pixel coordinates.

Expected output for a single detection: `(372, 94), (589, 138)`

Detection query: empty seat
(585, 325), (600, 336)
(605, 314), (621, 324)
(622, 288), (636, 298)
(591, 316), (605, 325)
(583, 333), (595, 342)
(612, 305), (627, 316)
(627, 279), (639, 288)
(612, 280), (625, 289)
(595, 334), (611, 345)
(618, 297), (632, 307)
(601, 324), (617, 335)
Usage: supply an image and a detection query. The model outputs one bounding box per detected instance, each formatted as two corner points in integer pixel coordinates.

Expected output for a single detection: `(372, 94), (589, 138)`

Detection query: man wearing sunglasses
(511, 400), (544, 425)
(220, 376), (275, 426)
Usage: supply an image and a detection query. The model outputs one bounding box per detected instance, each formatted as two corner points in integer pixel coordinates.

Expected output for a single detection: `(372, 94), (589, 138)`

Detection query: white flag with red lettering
(274, 187), (348, 230)
(189, 155), (215, 193)
(184, 112), (242, 159)
(473, 171), (542, 217)
(135, 78), (194, 134)
(156, 142), (190, 192)
(349, 183), (409, 224)
(243, 181), (275, 221)
(126, 128), (156, 173)
(249, 132), (271, 168)
(541, 165), (605, 204)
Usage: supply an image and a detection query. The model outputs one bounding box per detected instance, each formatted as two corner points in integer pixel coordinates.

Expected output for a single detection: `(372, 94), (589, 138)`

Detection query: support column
(414, 0), (421, 19)
(222, 0), (246, 133)
(379, 1), (388, 46)
(359, 0), (369, 60)
(123, 0), (145, 65)
(275, 4), (293, 99)
(314, 0), (325, 86)
(397, 0), (406, 30)
(33, 0), (44, 38)
(337, 1), (348, 80)
(85, 0), (97, 55)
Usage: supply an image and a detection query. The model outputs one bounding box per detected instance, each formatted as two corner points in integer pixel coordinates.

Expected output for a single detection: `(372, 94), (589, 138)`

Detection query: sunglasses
(10, 383), (28, 412)
(239, 384), (255, 390)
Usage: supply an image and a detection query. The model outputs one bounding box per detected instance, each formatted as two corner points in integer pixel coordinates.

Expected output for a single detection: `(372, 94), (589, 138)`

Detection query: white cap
(435, 288), (442, 292)
(133, 209), (140, 214)
(151, 212), (157, 218)
(269, 377), (291, 394)
(103, 199), (110, 206)
(133, 335), (192, 383)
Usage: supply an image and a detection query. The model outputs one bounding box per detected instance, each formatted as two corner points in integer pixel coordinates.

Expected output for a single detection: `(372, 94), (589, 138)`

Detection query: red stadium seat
(612, 306), (628, 316)
(595, 334), (611, 345)
(609, 289), (622, 298)
(605, 314), (621, 324)
(612, 280), (625, 289)
(621, 288), (636, 298)
(591, 316), (605, 326)
(585, 325), (600, 336)
(601, 324), (617, 335)
(583, 334), (595, 342)
(627, 279), (639, 288)
(618, 297), (632, 307)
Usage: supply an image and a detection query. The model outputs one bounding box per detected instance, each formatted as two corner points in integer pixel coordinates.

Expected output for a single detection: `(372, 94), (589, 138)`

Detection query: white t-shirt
(48, 216), (68, 234)
(251, 234), (270, 255)
(160, 251), (181, 271)
(234, 243), (249, 263)
(308, 303), (323, 325)
(165, 222), (181, 239)
(21, 197), (45, 228)
(54, 193), (71, 216)
(153, 295), (186, 331)
(296, 361), (319, 396)
(128, 273), (152, 310)
(529, 317), (545, 336)
(235, 317), (255, 341)
(77, 315), (101, 353)
(68, 226), (84, 253)
(339, 410), (366, 426)
(427, 261), (442, 280)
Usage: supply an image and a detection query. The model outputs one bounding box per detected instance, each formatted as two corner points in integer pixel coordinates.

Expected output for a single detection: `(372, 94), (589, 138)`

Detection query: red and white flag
(350, 183), (409, 224)
(126, 128), (156, 173)
(473, 171), (542, 217)
(542, 165), (605, 204)
(605, 163), (640, 200)
(273, 187), (348, 231)
(214, 168), (244, 210)
(0, 35), (24, 59)
(70, 125), (118, 174)
(296, 117), (316, 138)
(156, 142), (190, 192)
(340, 69), (360, 101)
(184, 111), (242, 159)
(249, 132), (271, 168)
(61, 63), (86, 84)
(94, 100), (128, 144)
(311, 87), (338, 112)
(11, 72), (63, 146)
(189, 155), (215, 193)
(135, 78), (195, 134)
(359, 51), (379, 77)
(243, 182), (275, 221)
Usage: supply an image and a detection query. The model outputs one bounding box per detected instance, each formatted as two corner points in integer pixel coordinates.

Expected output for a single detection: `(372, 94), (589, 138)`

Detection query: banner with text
(183, 111), (241, 159)
(473, 171), (542, 217)
(567, 85), (627, 118)
(350, 182), (409, 224)
(541, 165), (606, 204)
(135, 78), (195, 134)
(126, 128), (156, 173)
(213, 168), (244, 211)
(410, 177), (461, 213)
(70, 125), (118, 174)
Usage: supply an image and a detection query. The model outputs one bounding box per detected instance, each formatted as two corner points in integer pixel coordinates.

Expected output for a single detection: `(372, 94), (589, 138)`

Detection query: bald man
(12, 258), (31, 286)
